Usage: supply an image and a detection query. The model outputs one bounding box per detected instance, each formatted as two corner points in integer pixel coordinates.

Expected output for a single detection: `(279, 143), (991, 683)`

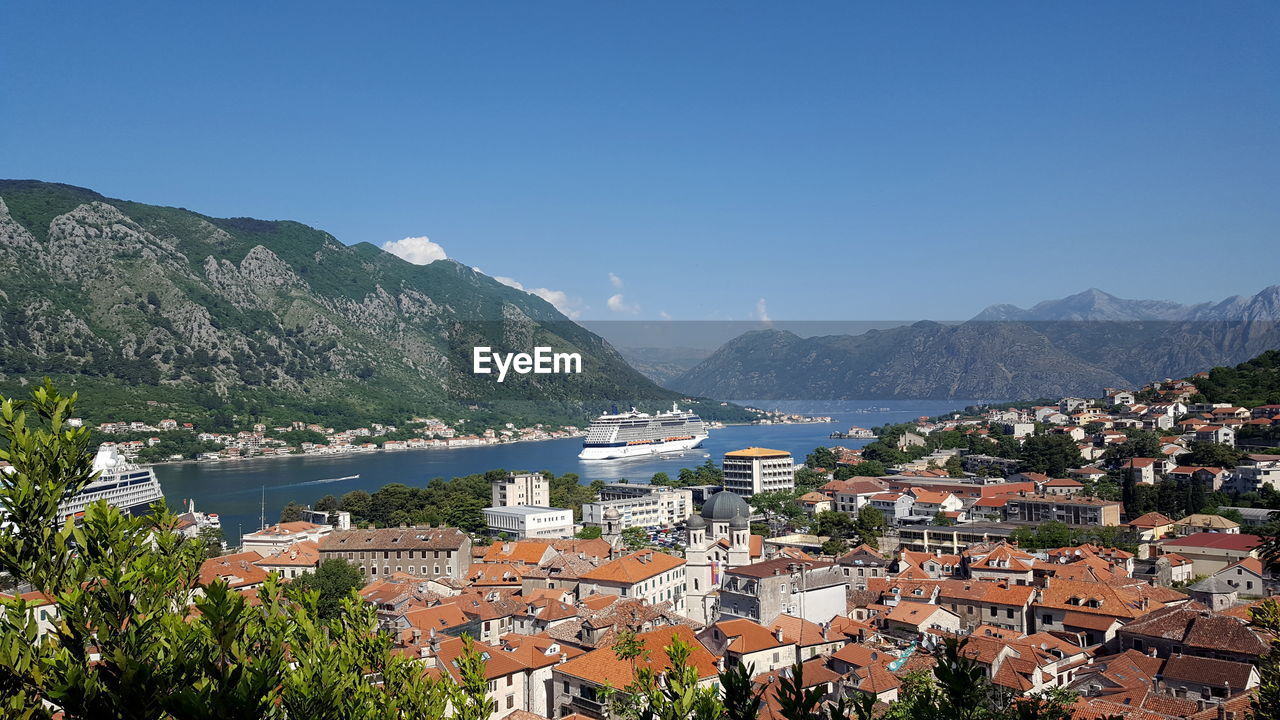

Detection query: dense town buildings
(175, 380), (1280, 718)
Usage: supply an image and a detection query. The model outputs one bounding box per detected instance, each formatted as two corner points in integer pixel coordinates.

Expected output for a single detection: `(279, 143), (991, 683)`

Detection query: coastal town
(3, 5), (1276, 717)
(92, 415), (588, 463)
(17, 365), (1269, 719)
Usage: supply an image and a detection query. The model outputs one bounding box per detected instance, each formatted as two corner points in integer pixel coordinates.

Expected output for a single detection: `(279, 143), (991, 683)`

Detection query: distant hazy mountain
(615, 346), (713, 386)
(670, 287), (1280, 401)
(973, 288), (1199, 322)
(972, 287), (1279, 323)
(0, 180), (752, 425)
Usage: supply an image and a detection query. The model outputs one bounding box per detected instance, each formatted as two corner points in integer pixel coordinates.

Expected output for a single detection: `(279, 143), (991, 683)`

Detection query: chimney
(411, 628), (421, 644)
(558, 652), (567, 665)
(775, 627), (785, 643)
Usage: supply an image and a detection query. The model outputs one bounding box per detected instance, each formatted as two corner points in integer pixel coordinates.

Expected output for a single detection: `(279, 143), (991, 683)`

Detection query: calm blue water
(155, 399), (975, 543)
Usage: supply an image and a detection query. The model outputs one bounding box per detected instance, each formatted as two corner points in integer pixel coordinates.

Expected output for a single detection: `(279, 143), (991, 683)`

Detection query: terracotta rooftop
(1161, 533), (1261, 552)
(554, 625), (718, 687)
(579, 550), (684, 585)
(319, 527), (469, 551)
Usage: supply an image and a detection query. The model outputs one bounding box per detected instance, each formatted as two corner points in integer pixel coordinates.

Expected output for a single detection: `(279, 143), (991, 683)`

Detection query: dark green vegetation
(670, 287), (1280, 400)
(0, 180), (756, 430)
(814, 505), (887, 555)
(290, 559), (367, 620)
(0, 381), (478, 718)
(312, 468), (598, 531)
(1009, 521), (1136, 553)
(647, 460), (726, 488)
(1190, 349), (1280, 407)
(98, 430), (224, 463)
(840, 423), (1083, 477)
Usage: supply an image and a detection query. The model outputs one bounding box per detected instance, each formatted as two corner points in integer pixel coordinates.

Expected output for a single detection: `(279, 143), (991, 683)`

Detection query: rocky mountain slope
(0, 180), (746, 426)
(670, 288), (1280, 401)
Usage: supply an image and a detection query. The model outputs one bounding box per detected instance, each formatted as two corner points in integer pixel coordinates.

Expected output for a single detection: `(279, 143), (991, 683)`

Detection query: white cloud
(658, 311), (672, 320)
(608, 272), (624, 290)
(755, 298), (771, 324)
(495, 276), (582, 319)
(608, 293), (639, 314)
(382, 236), (447, 265)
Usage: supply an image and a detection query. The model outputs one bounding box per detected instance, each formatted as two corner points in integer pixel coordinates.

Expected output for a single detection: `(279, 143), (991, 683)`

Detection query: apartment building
(482, 505), (575, 539)
(491, 472), (550, 507)
(576, 550), (687, 613)
(722, 447), (794, 497)
(1002, 493), (1122, 526)
(718, 558), (849, 625)
(317, 526), (471, 581)
(582, 484), (693, 529)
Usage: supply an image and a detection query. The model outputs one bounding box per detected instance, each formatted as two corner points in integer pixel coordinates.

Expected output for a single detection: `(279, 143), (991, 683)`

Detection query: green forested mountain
(0, 180), (751, 428)
(1194, 350), (1280, 407)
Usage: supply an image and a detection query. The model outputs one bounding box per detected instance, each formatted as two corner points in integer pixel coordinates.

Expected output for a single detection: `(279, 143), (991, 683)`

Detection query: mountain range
(668, 288), (1280, 401)
(0, 180), (750, 427)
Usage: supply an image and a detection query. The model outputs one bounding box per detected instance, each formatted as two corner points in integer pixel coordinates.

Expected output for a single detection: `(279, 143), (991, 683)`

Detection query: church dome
(729, 512), (749, 530)
(686, 514), (706, 530)
(603, 506), (621, 520)
(701, 490), (750, 522)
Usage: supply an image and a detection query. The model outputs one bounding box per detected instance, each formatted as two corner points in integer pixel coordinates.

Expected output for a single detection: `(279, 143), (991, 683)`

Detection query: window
(507, 676), (513, 687)
(507, 696), (514, 709)
(1042, 614), (1052, 625)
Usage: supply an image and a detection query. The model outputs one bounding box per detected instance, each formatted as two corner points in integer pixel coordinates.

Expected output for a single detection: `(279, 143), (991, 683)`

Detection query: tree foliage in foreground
(0, 381), (470, 719)
(606, 632), (1098, 720)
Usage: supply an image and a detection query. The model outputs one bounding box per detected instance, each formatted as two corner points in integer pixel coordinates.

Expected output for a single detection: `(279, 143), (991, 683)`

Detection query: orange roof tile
(579, 550), (685, 585)
(555, 626), (718, 687)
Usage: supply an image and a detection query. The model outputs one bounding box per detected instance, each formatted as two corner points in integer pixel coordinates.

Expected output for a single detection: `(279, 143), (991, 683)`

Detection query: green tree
(576, 525), (603, 540)
(1181, 441), (1245, 468)
(451, 636), (497, 720)
(0, 381), (458, 719)
(805, 446), (838, 470)
(813, 510), (857, 541)
(279, 501), (305, 523)
(718, 661), (764, 720)
(945, 455), (965, 478)
(835, 460), (887, 479)
(197, 525), (225, 559)
(750, 491), (801, 534)
(291, 558), (366, 620)
(650, 472), (672, 487)
(621, 526), (650, 550)
(606, 634), (721, 720)
(855, 505), (887, 548)
(1018, 434), (1083, 476)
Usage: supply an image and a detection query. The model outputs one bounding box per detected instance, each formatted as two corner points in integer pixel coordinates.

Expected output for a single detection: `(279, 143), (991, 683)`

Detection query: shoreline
(141, 418), (833, 469)
(143, 432), (585, 469)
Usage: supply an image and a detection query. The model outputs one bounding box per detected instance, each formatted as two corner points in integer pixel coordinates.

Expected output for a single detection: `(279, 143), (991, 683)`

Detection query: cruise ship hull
(578, 434), (708, 461)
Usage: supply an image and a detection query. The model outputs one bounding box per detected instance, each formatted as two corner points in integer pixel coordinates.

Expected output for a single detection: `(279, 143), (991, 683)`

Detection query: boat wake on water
(305, 474), (361, 485)
(224, 474), (361, 495)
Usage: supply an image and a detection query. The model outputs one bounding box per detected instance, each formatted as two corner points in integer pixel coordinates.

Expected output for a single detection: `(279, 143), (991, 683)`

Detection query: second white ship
(578, 403), (709, 460)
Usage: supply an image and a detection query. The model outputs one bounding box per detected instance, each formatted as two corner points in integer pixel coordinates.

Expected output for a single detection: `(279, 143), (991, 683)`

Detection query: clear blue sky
(5, 2), (1277, 321)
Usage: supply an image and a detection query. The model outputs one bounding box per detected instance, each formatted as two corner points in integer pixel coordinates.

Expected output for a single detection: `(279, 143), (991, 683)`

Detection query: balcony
(568, 694), (609, 718)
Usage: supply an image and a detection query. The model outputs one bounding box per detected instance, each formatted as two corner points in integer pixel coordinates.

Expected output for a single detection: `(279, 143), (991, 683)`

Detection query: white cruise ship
(578, 403), (709, 460)
(58, 445), (166, 520)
